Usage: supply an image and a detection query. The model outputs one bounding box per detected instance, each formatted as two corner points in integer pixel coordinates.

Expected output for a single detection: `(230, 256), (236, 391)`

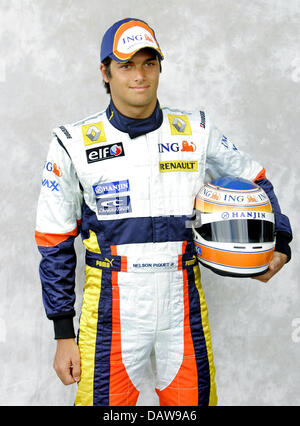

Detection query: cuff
(53, 317), (76, 339)
(275, 231), (292, 263)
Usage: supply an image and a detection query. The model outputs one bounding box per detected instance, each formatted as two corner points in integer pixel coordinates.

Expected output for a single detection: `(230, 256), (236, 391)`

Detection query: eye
(120, 63), (131, 70)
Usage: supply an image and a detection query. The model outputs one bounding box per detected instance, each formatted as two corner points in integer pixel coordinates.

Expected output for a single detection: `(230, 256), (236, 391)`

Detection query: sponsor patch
(82, 121), (106, 146)
(112, 21), (161, 61)
(221, 135), (238, 151)
(86, 143), (124, 164)
(132, 262), (175, 270)
(93, 179), (130, 196)
(96, 195), (132, 215)
(158, 140), (196, 153)
(168, 114), (192, 135)
(159, 160), (198, 172)
(96, 258), (115, 268)
(59, 126), (72, 139)
(44, 161), (63, 177)
(42, 178), (60, 192)
(200, 111), (206, 128)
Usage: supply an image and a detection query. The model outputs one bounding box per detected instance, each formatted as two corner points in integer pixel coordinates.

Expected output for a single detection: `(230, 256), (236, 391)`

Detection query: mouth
(130, 86), (150, 92)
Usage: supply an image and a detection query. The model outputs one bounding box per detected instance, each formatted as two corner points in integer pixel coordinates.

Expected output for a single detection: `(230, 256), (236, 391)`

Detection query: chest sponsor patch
(82, 121), (106, 146)
(158, 140), (196, 153)
(159, 160), (198, 172)
(96, 195), (132, 215)
(86, 143), (124, 164)
(93, 179), (130, 196)
(168, 114), (192, 135)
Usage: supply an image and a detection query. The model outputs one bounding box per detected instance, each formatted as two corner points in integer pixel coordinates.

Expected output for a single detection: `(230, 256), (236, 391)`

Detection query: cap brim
(109, 46), (164, 63)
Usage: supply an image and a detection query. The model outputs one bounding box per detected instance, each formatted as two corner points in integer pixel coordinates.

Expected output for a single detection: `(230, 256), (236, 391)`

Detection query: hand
(53, 338), (81, 385)
(252, 251), (288, 283)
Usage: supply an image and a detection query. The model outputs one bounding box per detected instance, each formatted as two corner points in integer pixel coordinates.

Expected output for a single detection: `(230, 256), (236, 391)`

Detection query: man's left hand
(252, 251), (288, 283)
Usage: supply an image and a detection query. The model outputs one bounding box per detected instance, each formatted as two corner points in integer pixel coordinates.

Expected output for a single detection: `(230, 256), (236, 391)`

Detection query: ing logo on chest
(158, 140), (196, 153)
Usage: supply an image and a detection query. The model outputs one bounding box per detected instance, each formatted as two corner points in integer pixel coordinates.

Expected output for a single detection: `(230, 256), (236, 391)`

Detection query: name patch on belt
(159, 160), (198, 172)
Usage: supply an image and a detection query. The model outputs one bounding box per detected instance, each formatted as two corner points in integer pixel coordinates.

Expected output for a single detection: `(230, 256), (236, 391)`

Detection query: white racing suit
(35, 105), (267, 406)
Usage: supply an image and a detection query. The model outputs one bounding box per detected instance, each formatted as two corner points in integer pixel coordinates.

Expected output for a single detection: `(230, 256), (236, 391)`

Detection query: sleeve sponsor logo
(168, 114), (192, 135)
(96, 195), (132, 215)
(44, 161), (63, 177)
(42, 178), (60, 192)
(82, 121), (107, 146)
(221, 135), (238, 151)
(86, 143), (124, 164)
(159, 160), (198, 172)
(93, 179), (130, 196)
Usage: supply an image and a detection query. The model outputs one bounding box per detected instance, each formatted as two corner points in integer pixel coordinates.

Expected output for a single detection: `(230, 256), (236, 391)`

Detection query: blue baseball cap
(100, 17), (164, 63)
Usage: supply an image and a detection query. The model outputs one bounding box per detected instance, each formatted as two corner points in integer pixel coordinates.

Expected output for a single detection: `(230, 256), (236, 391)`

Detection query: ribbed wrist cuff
(53, 317), (75, 339)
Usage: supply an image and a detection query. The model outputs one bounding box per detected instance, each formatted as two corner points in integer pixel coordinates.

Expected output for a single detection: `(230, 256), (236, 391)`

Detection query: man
(35, 18), (292, 406)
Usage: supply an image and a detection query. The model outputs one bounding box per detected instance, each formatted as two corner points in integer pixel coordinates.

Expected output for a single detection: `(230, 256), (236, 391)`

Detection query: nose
(133, 66), (146, 83)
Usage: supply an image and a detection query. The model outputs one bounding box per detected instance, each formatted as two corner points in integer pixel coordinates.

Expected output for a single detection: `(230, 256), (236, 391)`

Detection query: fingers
(252, 251), (288, 283)
(71, 358), (81, 383)
(53, 339), (81, 385)
(252, 269), (273, 283)
(53, 358), (76, 385)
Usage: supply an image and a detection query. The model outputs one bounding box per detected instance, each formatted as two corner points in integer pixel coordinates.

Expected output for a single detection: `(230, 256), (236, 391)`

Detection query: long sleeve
(35, 136), (83, 338)
(255, 178), (292, 262)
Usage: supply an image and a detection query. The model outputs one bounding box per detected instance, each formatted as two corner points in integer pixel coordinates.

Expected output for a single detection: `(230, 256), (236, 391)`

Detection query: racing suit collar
(106, 98), (163, 139)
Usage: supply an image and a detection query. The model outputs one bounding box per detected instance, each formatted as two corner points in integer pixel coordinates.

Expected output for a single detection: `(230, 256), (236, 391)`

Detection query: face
(101, 48), (160, 118)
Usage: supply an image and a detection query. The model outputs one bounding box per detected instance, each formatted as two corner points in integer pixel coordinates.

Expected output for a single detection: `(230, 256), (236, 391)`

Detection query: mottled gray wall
(1, 0), (299, 406)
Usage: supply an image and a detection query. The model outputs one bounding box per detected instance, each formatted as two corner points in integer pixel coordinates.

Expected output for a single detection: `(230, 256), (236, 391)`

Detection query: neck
(106, 98), (163, 139)
(110, 97), (158, 119)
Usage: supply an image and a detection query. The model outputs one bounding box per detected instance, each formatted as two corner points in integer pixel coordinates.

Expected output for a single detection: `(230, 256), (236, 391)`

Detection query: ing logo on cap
(113, 20), (162, 61)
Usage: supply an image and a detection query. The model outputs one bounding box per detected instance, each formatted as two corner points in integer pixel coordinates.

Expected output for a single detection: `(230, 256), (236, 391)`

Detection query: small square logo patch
(82, 122), (106, 146)
(168, 114), (192, 135)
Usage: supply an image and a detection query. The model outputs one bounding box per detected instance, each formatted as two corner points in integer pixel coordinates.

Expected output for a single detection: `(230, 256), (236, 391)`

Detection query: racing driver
(35, 17), (292, 406)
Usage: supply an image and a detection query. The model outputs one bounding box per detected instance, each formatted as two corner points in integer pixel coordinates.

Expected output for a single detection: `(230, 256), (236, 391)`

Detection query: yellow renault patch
(168, 114), (192, 135)
(82, 121), (106, 146)
(159, 160), (198, 172)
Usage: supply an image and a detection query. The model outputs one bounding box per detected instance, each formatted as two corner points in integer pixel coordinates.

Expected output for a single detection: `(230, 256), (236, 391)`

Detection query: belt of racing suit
(85, 246), (198, 273)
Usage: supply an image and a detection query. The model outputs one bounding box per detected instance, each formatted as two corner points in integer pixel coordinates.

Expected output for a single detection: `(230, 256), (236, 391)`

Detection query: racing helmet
(192, 176), (275, 277)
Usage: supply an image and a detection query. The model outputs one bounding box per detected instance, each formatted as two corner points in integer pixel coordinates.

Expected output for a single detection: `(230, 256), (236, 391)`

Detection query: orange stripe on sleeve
(35, 225), (79, 247)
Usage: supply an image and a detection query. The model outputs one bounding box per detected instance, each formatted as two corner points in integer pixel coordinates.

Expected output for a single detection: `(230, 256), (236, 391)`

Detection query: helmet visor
(196, 219), (275, 244)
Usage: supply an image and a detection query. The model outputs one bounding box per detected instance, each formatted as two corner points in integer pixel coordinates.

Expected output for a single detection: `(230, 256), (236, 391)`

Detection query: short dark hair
(101, 50), (162, 95)
(102, 57), (112, 94)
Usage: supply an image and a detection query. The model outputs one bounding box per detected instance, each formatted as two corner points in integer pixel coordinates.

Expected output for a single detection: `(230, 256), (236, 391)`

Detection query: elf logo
(86, 143), (124, 164)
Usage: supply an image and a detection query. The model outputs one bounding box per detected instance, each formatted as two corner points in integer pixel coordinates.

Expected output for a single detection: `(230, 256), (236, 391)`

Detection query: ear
(100, 63), (109, 83)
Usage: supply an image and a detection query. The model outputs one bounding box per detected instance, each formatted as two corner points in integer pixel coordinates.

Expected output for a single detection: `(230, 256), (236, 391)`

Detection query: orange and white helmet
(192, 176), (275, 277)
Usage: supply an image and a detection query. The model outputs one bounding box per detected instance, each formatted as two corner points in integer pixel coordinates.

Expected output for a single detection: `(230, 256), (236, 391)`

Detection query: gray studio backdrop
(1, 0), (299, 406)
